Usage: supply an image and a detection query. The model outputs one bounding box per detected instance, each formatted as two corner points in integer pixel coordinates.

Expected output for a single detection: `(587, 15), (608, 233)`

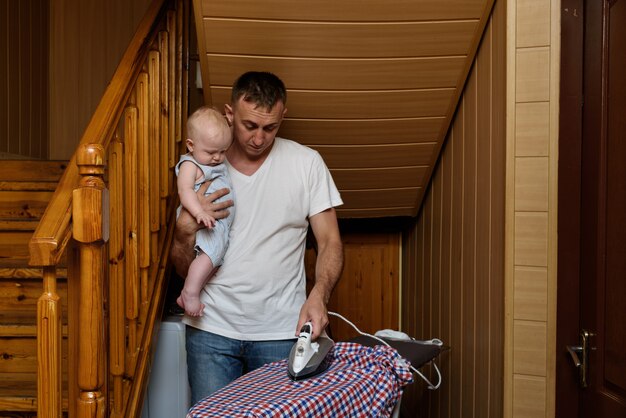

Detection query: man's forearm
(311, 239), (344, 304)
(170, 211), (198, 277)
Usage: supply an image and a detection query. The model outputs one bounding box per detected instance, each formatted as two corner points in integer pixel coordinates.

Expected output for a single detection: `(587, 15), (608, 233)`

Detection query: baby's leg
(177, 252), (214, 316)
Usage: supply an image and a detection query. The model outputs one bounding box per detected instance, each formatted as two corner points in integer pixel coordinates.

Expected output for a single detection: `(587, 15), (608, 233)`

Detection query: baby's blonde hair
(186, 106), (230, 142)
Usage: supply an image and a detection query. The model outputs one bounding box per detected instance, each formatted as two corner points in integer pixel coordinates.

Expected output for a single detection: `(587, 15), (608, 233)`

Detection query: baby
(175, 106), (235, 316)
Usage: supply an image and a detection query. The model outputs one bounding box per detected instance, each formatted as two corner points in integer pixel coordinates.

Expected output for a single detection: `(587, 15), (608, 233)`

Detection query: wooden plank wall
(505, 0), (559, 416)
(0, 0), (49, 159)
(48, 0), (152, 160)
(400, 0), (506, 416)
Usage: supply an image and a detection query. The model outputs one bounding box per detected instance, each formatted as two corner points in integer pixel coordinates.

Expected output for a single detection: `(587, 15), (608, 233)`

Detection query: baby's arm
(177, 162), (216, 228)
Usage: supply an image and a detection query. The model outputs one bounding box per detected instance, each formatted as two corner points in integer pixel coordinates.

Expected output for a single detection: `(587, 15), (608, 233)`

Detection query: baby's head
(186, 106), (232, 166)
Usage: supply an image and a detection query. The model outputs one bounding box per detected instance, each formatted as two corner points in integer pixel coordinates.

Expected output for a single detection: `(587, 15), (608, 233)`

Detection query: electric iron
(287, 322), (334, 381)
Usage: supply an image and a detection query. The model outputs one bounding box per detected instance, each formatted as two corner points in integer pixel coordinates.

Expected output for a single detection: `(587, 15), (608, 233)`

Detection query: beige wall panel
(202, 20), (477, 58)
(513, 375), (547, 418)
(513, 320), (547, 375)
(205, 55), (465, 90)
(313, 143), (436, 169)
(209, 87), (454, 119)
(514, 212), (548, 266)
(330, 167), (428, 190)
(514, 266), (548, 321)
(279, 118), (444, 146)
(199, 0), (487, 21)
(516, 0), (551, 47)
(339, 188), (420, 209)
(515, 47), (551, 103)
(515, 157), (549, 211)
(515, 102), (550, 156)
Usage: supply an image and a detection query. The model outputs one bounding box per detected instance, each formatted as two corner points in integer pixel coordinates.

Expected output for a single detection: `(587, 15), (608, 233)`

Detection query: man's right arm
(170, 184), (233, 277)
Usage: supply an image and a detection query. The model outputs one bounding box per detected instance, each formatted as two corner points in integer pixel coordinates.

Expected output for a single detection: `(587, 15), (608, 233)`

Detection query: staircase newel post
(73, 144), (109, 418)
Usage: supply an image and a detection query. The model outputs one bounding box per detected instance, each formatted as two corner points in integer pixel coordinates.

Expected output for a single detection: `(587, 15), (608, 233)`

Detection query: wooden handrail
(29, 0), (189, 417)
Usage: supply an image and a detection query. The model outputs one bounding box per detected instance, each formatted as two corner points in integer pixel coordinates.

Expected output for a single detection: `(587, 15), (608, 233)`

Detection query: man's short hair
(231, 71), (287, 110)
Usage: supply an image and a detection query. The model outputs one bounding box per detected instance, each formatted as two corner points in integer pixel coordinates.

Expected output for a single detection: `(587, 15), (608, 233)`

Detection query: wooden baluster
(108, 137), (126, 418)
(148, 49), (161, 265)
(167, 10), (177, 197)
(37, 265), (62, 418)
(159, 30), (170, 226)
(136, 71), (150, 364)
(124, 104), (140, 377)
(73, 144), (108, 418)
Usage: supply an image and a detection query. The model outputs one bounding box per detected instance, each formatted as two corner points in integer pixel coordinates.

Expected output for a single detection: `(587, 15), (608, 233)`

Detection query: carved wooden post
(37, 265), (62, 418)
(73, 144), (109, 418)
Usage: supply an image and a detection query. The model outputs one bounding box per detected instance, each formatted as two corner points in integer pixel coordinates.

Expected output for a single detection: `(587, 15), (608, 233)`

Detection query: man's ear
(224, 104), (234, 125)
(185, 138), (194, 152)
(282, 107), (288, 118)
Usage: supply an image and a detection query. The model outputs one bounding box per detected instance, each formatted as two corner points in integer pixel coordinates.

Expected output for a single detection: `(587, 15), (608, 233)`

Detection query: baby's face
(189, 128), (232, 166)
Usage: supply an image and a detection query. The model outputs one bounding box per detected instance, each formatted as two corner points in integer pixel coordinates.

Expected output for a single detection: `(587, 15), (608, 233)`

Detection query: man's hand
(296, 289), (329, 340)
(171, 182), (233, 277)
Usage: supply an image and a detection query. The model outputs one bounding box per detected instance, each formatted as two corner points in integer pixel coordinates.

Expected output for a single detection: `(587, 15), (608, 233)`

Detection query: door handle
(566, 329), (594, 388)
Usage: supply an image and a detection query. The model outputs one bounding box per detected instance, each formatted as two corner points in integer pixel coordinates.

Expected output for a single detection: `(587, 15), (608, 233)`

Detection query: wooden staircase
(0, 160), (69, 416)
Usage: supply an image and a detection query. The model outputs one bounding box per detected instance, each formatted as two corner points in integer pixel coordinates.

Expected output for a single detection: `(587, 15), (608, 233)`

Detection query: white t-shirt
(183, 138), (343, 340)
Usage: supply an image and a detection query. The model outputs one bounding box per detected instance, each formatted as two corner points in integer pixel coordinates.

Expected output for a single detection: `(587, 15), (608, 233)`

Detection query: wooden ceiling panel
(200, 0), (487, 21)
(209, 88), (454, 119)
(205, 55), (466, 90)
(192, 0), (495, 217)
(330, 167), (429, 190)
(278, 118), (443, 145)
(203, 19), (478, 58)
(313, 144), (436, 169)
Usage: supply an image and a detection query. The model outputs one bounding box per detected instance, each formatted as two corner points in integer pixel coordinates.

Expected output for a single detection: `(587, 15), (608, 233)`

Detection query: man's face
(225, 98), (287, 160)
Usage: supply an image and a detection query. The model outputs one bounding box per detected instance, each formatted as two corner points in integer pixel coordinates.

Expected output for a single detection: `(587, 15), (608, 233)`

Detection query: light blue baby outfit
(176, 154), (235, 267)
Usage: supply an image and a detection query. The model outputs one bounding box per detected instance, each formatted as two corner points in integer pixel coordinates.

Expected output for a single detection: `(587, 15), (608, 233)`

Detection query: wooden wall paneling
(490, 2), (506, 415)
(515, 47), (551, 103)
(516, 0), (551, 48)
(449, 105), (465, 418)
(202, 20), (478, 58)
(337, 207), (415, 218)
(330, 167), (427, 190)
(338, 189), (421, 210)
(326, 233), (399, 341)
(314, 143), (436, 169)
(400, 2), (506, 414)
(200, 0), (487, 21)
(6, 1), (19, 155)
(461, 67), (478, 418)
(18, 0), (31, 157)
(0, 0), (48, 159)
(512, 375), (547, 418)
(49, 0), (152, 160)
(209, 87), (455, 119)
(475, 22), (493, 417)
(205, 56), (465, 90)
(0, 1), (6, 154)
(279, 118), (444, 146)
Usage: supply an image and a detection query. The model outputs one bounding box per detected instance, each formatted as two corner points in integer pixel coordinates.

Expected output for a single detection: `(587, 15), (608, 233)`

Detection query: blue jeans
(186, 326), (295, 406)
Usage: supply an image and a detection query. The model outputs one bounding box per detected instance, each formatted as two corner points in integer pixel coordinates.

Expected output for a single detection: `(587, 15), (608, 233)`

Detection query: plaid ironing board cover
(187, 342), (414, 417)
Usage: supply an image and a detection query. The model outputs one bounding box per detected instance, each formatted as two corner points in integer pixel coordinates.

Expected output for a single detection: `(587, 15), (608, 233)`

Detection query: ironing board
(186, 342), (413, 418)
(186, 338), (445, 418)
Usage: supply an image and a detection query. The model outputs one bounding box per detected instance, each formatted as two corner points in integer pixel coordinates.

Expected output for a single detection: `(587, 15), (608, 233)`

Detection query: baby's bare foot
(177, 290), (204, 317)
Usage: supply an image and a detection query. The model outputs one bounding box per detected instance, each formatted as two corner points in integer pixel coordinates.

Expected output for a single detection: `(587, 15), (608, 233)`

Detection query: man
(170, 71), (344, 404)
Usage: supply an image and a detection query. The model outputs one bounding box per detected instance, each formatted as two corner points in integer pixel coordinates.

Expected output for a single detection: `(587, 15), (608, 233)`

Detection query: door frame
(556, 0), (584, 416)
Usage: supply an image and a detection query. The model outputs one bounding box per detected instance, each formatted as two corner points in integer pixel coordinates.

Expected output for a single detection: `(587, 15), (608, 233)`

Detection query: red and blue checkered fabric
(187, 342), (414, 418)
